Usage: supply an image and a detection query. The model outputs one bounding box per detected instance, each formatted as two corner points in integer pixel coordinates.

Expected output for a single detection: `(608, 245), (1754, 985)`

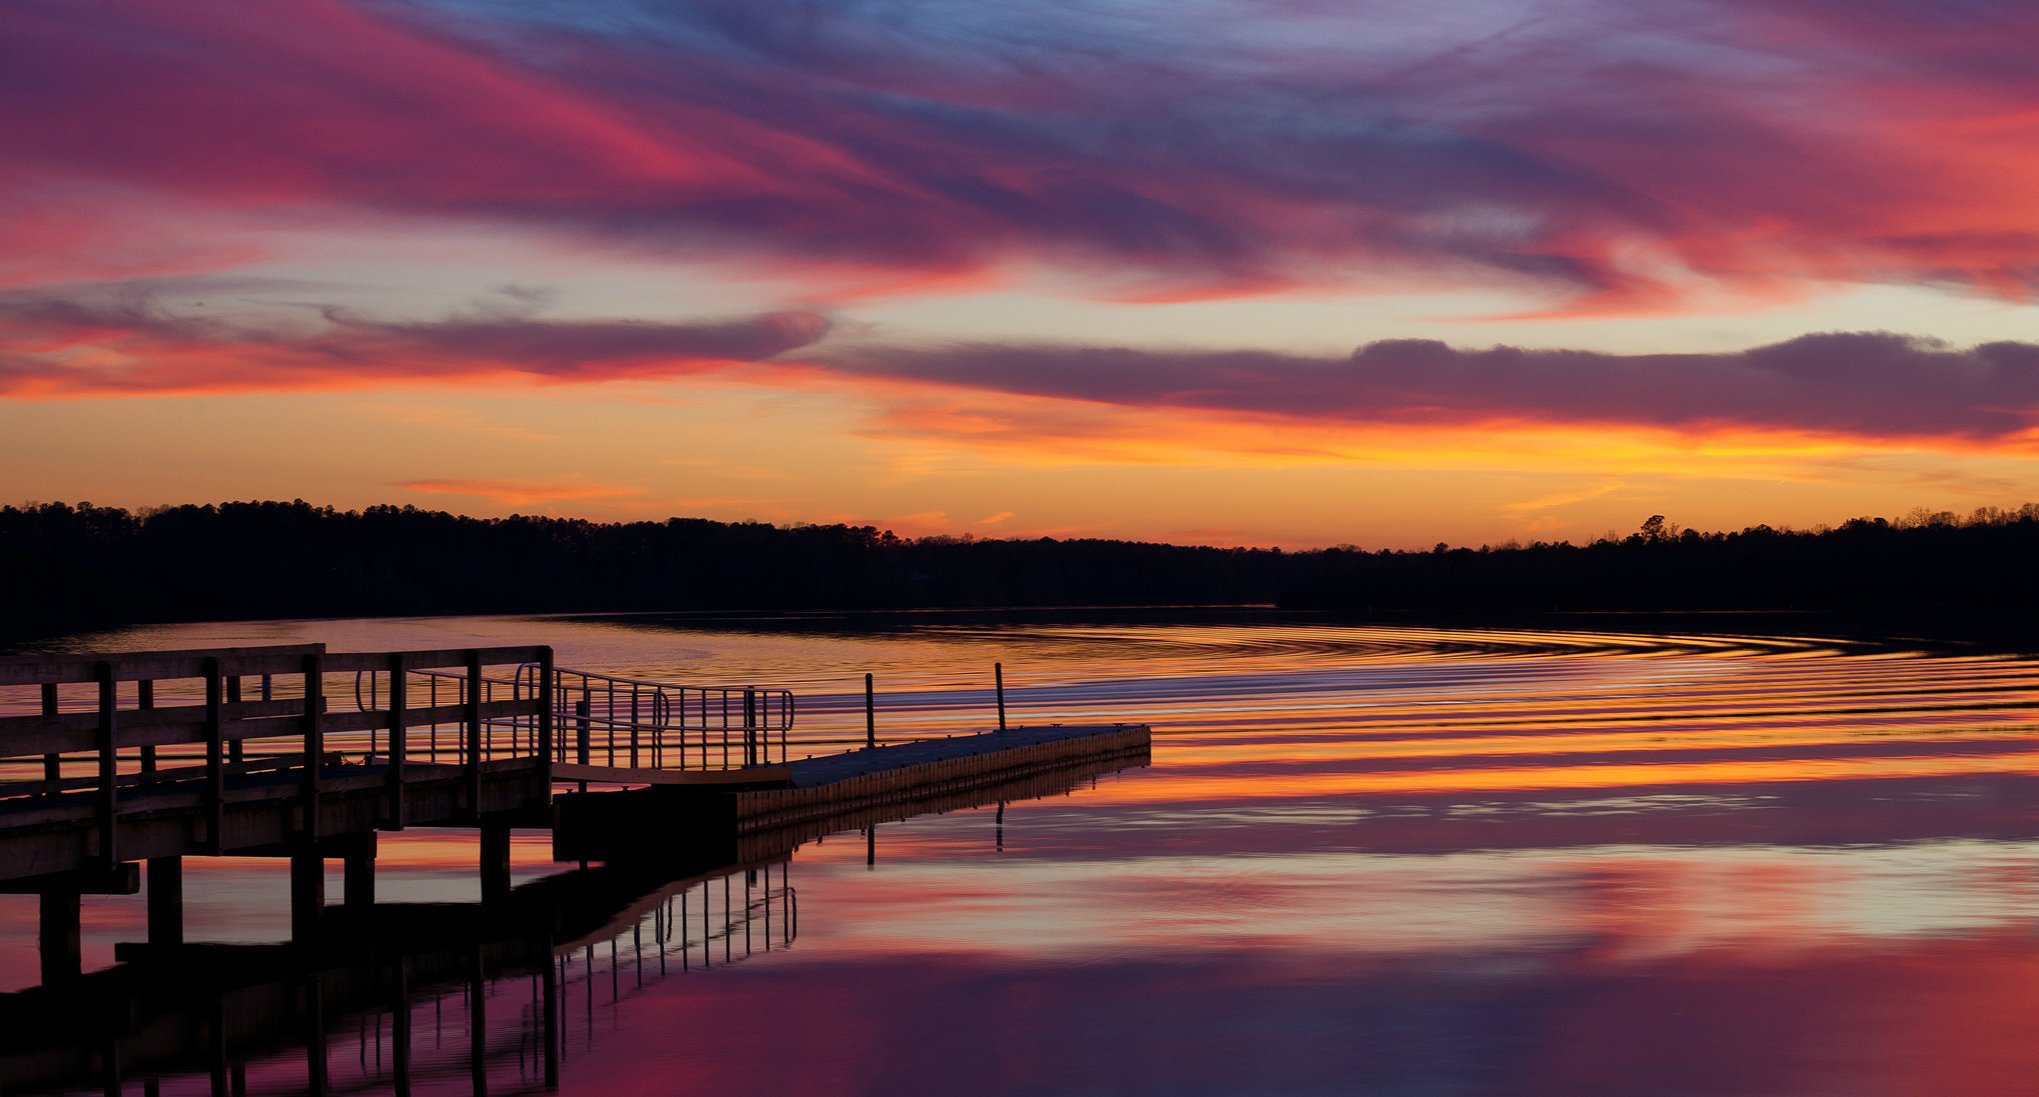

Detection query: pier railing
(0, 644), (554, 863)
(353, 662), (795, 773)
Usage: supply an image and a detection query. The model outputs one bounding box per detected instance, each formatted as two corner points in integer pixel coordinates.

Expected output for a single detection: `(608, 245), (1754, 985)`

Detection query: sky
(3, 0), (2037, 548)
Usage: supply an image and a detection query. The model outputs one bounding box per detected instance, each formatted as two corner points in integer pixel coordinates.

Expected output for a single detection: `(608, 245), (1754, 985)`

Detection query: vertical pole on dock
(94, 661), (118, 867)
(203, 659), (224, 855)
(864, 674), (876, 751)
(302, 654), (324, 843)
(385, 652), (407, 831)
(40, 683), (60, 790)
(464, 652), (483, 818)
(138, 679), (157, 773)
(536, 647), (555, 788)
(995, 662), (1006, 732)
(744, 687), (757, 767)
(227, 677), (245, 764)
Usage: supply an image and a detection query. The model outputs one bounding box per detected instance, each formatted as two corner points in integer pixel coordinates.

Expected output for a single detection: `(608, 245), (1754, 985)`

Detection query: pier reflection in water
(0, 748), (1128, 1097)
(0, 856), (797, 1096)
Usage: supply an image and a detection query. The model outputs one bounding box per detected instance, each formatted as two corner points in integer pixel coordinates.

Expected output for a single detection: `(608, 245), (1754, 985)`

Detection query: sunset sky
(4, 0), (2037, 547)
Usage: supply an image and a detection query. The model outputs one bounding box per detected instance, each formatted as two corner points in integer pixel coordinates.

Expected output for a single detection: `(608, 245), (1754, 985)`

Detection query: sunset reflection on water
(8, 613), (2039, 1095)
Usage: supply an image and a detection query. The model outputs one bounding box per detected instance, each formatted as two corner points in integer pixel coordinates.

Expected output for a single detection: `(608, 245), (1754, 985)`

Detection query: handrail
(0, 645), (554, 864)
(347, 662), (796, 773)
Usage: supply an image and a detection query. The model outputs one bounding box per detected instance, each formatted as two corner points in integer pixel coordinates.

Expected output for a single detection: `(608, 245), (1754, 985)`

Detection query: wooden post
(301, 654), (324, 843)
(138, 679), (157, 773)
(480, 819), (511, 905)
(464, 652), (483, 818)
(40, 682), (60, 790)
(343, 838), (375, 911)
(148, 856), (183, 948)
(744, 687), (757, 767)
(290, 852), (324, 942)
(995, 662), (1006, 732)
(203, 659), (225, 855)
(94, 661), (118, 867)
(535, 648), (554, 789)
(864, 674), (876, 751)
(39, 889), (80, 986)
(385, 652), (407, 831)
(226, 677), (245, 764)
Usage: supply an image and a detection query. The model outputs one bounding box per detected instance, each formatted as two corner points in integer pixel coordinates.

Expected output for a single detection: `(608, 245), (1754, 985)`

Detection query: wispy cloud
(0, 283), (830, 396)
(5, 0), (2039, 308)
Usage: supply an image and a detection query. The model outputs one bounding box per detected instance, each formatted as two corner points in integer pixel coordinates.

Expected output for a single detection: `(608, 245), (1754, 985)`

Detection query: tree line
(2, 500), (2036, 642)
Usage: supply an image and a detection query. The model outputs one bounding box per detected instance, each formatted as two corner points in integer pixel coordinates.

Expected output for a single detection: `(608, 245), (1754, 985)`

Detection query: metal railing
(353, 663), (795, 773)
(0, 644), (555, 862)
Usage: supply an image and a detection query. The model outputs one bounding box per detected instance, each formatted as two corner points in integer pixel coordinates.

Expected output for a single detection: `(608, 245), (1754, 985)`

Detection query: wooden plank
(0, 698), (537, 759)
(0, 699), (305, 756)
(0, 752), (341, 800)
(0, 645), (326, 687)
(320, 646), (549, 675)
(0, 862), (139, 895)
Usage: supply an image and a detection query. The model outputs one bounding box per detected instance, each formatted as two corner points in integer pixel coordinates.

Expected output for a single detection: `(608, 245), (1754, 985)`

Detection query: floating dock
(555, 722), (1151, 859)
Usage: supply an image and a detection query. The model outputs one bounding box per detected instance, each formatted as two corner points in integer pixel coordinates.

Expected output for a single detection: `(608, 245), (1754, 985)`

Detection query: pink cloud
(5, 0), (2038, 309)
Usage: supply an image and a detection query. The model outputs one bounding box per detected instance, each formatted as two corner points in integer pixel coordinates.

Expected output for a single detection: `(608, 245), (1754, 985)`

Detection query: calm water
(7, 612), (2039, 1095)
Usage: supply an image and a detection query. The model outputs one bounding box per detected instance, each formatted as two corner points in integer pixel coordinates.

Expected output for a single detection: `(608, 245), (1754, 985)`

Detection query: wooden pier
(0, 642), (1150, 992)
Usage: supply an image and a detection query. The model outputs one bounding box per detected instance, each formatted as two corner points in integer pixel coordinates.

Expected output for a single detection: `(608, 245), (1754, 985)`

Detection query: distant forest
(3, 500), (2038, 642)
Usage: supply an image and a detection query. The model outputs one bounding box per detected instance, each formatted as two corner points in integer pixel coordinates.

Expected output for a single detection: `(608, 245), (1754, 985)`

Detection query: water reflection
(12, 614), (2039, 1095)
(0, 748), (1138, 1096)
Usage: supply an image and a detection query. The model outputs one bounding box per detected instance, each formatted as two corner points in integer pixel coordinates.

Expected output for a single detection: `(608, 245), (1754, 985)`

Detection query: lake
(5, 611), (2039, 1095)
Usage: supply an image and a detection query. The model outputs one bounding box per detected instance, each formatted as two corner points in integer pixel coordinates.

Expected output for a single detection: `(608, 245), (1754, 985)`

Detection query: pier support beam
(38, 890), (80, 986)
(342, 839), (374, 911)
(148, 856), (183, 947)
(290, 853), (325, 942)
(480, 819), (511, 905)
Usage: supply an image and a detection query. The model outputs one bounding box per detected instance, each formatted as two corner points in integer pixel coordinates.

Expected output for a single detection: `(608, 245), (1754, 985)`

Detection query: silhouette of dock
(0, 724), (1145, 1095)
(0, 643), (1151, 995)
